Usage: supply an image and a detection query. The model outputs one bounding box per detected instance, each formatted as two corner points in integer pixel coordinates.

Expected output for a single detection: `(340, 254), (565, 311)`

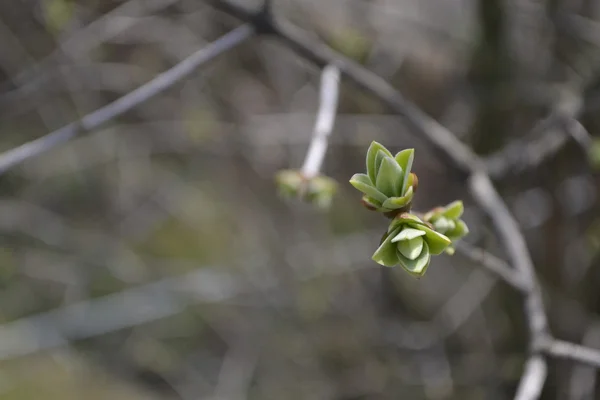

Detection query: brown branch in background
(0, 24), (254, 175)
(455, 241), (529, 292)
(544, 338), (600, 369)
(567, 324), (600, 399)
(514, 355), (548, 400)
(0, 0), (180, 113)
(485, 87), (584, 179)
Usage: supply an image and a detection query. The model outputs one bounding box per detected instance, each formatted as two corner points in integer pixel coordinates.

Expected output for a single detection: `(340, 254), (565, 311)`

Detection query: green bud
(349, 141), (417, 214)
(372, 213), (452, 276)
(275, 169), (337, 209)
(423, 200), (469, 254)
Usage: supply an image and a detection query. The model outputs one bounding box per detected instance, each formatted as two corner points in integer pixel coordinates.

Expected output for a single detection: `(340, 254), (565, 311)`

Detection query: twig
(0, 0), (179, 103)
(0, 229), (380, 361)
(485, 113), (569, 179)
(544, 338), (600, 369)
(300, 65), (341, 178)
(386, 268), (498, 351)
(567, 325), (600, 399)
(0, 24), (254, 175)
(455, 241), (529, 292)
(485, 83), (585, 180)
(468, 173), (548, 342)
(210, 0), (479, 175)
(514, 355), (548, 400)
(565, 118), (593, 150)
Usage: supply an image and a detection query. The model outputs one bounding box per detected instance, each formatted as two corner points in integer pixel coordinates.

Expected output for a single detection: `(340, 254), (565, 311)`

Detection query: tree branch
(455, 241), (529, 292)
(485, 81), (585, 179)
(301, 65), (341, 178)
(514, 355), (548, 400)
(544, 338), (600, 369)
(0, 24), (254, 175)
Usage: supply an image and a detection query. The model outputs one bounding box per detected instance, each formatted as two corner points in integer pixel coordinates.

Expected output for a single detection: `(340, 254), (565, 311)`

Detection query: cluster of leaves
(350, 142), (469, 276)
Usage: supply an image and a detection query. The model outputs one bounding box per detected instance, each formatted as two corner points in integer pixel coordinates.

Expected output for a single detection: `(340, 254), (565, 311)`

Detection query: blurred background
(0, 0), (599, 399)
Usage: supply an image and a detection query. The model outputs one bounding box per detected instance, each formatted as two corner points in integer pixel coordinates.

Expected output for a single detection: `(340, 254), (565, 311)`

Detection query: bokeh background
(0, 0), (600, 399)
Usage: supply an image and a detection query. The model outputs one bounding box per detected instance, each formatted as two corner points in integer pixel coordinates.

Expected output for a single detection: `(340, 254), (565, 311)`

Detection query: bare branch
(468, 172), (548, 342)
(514, 355), (548, 400)
(301, 65), (341, 178)
(210, 0), (479, 175)
(567, 325), (600, 399)
(544, 338), (600, 369)
(485, 83), (585, 179)
(565, 118), (593, 151)
(455, 241), (529, 292)
(0, 229), (378, 361)
(0, 24), (254, 175)
(0, 0), (179, 100)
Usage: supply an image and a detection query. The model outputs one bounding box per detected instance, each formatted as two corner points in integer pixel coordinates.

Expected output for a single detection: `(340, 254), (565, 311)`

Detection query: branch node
(251, 2), (276, 35)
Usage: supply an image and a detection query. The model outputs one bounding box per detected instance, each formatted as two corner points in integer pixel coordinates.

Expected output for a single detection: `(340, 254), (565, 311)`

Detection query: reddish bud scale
(410, 173), (419, 193)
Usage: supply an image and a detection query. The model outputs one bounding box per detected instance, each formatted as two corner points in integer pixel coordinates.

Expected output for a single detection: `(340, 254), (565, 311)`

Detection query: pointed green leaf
(367, 142), (393, 183)
(375, 157), (403, 197)
(350, 173), (388, 203)
(397, 236), (424, 260)
(408, 223), (451, 255)
(395, 148), (414, 194)
(382, 186), (413, 210)
(447, 220), (469, 239)
(391, 227), (426, 242)
(372, 227), (402, 267)
(397, 241), (431, 276)
(373, 150), (389, 182)
(441, 200), (464, 219)
(456, 220), (469, 236)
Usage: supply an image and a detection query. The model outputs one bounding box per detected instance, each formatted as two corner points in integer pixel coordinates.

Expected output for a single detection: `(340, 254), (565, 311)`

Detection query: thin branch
(0, 24), (254, 175)
(514, 355), (548, 400)
(544, 338), (600, 369)
(484, 82), (587, 180)
(567, 325), (600, 399)
(0, 0), (179, 103)
(468, 173), (548, 343)
(455, 241), (529, 292)
(485, 112), (570, 179)
(301, 65), (341, 178)
(210, 0), (479, 176)
(0, 229), (379, 361)
(565, 118), (593, 150)
(386, 268), (498, 351)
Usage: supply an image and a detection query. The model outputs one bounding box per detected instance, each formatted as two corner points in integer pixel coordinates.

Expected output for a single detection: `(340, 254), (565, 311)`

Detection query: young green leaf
(375, 157), (403, 197)
(395, 148), (414, 194)
(350, 173), (388, 203)
(366, 141), (393, 183)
